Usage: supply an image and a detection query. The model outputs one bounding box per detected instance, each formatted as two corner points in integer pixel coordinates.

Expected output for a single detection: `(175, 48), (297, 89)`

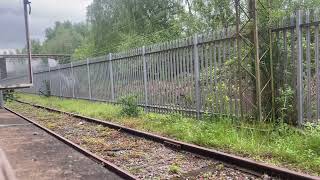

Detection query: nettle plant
(119, 95), (141, 117)
(276, 86), (294, 123)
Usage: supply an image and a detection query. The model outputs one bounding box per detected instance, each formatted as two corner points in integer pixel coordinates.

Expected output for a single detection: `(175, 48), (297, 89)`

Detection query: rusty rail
(4, 107), (137, 180)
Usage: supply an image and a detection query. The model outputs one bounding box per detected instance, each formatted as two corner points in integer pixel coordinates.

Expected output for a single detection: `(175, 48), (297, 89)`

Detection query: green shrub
(276, 86), (294, 124)
(3, 90), (15, 102)
(119, 95), (140, 117)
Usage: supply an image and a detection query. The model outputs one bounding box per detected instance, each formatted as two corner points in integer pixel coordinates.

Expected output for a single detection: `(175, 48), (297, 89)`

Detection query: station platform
(0, 109), (122, 180)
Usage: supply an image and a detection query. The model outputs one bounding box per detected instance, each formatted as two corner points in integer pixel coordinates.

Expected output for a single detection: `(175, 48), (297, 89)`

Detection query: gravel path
(8, 102), (263, 180)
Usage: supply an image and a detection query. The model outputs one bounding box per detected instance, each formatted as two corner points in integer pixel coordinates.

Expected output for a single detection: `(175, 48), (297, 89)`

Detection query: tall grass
(9, 93), (320, 175)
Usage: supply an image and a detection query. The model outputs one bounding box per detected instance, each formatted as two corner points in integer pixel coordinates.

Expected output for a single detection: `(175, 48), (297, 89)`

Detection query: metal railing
(20, 30), (246, 118)
(272, 9), (320, 124)
(8, 9), (320, 124)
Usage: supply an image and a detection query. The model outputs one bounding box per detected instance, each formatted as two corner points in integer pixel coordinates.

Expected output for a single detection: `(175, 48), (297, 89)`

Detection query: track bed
(7, 101), (261, 180)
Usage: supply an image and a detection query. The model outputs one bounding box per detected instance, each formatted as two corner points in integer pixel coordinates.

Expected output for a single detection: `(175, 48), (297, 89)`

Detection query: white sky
(30, 0), (92, 41)
(0, 0), (92, 50)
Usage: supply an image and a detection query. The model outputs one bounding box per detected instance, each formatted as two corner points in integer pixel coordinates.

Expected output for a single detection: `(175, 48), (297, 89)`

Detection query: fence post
(0, 91), (3, 108)
(33, 73), (36, 94)
(87, 58), (92, 99)
(48, 65), (51, 95)
(235, 0), (244, 119)
(108, 53), (115, 101)
(70, 62), (75, 98)
(142, 46), (149, 110)
(193, 34), (201, 119)
(59, 64), (62, 97)
(315, 10), (320, 122)
(296, 10), (303, 126)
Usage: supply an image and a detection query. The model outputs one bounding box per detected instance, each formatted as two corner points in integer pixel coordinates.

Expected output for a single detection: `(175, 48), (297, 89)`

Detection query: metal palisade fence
(24, 30), (244, 118)
(272, 9), (320, 124)
(9, 9), (320, 124)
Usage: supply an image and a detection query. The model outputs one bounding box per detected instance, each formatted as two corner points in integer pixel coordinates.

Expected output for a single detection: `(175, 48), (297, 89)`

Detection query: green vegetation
(119, 95), (141, 117)
(20, 0), (320, 61)
(3, 90), (15, 102)
(169, 164), (181, 174)
(7, 93), (320, 176)
(21, 21), (88, 63)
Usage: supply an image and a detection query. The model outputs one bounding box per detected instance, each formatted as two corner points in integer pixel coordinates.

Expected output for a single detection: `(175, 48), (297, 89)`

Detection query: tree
(86, 0), (182, 56)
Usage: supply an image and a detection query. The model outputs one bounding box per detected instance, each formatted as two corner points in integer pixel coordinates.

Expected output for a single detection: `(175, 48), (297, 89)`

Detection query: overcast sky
(0, 0), (92, 51)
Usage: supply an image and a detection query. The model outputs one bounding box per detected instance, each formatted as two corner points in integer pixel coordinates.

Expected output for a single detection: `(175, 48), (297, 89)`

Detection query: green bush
(276, 86), (294, 124)
(3, 90), (15, 102)
(119, 95), (140, 117)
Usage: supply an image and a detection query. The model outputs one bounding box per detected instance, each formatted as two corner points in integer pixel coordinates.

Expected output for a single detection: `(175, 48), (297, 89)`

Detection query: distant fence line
(23, 29), (243, 118)
(6, 9), (320, 124)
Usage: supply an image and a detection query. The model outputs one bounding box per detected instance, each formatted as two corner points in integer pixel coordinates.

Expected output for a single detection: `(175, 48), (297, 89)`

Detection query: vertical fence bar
(149, 52), (154, 106)
(306, 11), (312, 121)
(209, 35), (214, 114)
(193, 34), (201, 119)
(168, 43), (173, 108)
(233, 38), (239, 116)
(227, 30), (232, 115)
(70, 62), (75, 98)
(33, 70), (37, 94)
(283, 28), (288, 85)
(160, 47), (165, 111)
(0, 91), (3, 108)
(315, 11), (320, 121)
(178, 42), (183, 110)
(108, 53), (115, 101)
(268, 0), (275, 121)
(173, 41), (178, 108)
(165, 44), (169, 111)
(48, 65), (51, 95)
(217, 31), (223, 113)
(142, 46), (149, 110)
(235, 0), (244, 119)
(87, 58), (92, 100)
(296, 10), (304, 125)
(252, 0), (262, 121)
(213, 33), (218, 114)
(222, 30), (227, 114)
(290, 15), (296, 90)
(59, 64), (62, 97)
(269, 6), (275, 121)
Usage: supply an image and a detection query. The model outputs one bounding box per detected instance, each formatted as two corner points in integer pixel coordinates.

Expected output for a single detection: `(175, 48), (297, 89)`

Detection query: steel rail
(13, 99), (320, 180)
(4, 107), (137, 180)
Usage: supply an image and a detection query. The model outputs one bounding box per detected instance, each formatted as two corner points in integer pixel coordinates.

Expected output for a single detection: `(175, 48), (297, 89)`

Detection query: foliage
(21, 0), (320, 62)
(21, 21), (89, 63)
(3, 90), (15, 102)
(85, 0), (182, 56)
(169, 164), (180, 174)
(72, 39), (95, 60)
(43, 22), (88, 63)
(304, 122), (320, 155)
(276, 86), (295, 124)
(119, 95), (141, 117)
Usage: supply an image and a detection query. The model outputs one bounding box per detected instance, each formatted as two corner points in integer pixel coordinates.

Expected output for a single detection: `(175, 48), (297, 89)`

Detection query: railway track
(5, 100), (320, 180)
